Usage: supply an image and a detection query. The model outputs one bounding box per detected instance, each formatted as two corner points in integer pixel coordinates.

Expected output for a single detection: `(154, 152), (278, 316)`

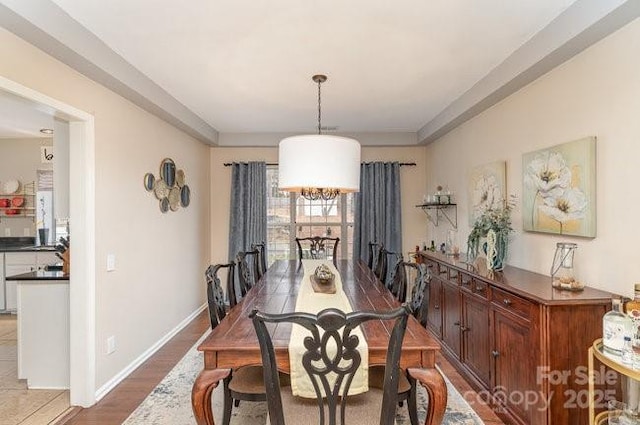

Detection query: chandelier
(278, 75), (361, 201)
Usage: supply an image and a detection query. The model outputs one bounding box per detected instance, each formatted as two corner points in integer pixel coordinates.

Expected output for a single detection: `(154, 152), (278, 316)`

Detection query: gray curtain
(353, 162), (402, 262)
(228, 162), (267, 262)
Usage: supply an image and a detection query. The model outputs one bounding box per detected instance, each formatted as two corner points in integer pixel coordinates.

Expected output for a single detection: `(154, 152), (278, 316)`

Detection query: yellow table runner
(288, 260), (369, 398)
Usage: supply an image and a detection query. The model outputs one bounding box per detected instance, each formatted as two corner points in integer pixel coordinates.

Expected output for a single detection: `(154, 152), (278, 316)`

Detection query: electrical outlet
(106, 254), (116, 272)
(107, 336), (116, 354)
(4, 228), (10, 237)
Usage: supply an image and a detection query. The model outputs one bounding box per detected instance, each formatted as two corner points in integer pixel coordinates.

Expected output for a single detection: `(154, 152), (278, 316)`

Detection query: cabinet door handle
(434, 304), (439, 310)
(492, 350), (500, 358)
(503, 298), (512, 306)
(461, 326), (470, 332)
(453, 321), (460, 326)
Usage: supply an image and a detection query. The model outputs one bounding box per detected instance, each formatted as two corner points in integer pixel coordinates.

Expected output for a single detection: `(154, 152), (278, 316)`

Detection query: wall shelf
(416, 203), (457, 229)
(0, 181), (36, 222)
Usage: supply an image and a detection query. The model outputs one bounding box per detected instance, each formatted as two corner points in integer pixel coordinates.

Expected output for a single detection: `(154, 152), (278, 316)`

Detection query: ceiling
(0, 92), (54, 139)
(1, 0), (637, 145)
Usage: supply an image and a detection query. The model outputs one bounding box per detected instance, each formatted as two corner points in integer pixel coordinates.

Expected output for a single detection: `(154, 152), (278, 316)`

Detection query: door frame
(0, 75), (96, 407)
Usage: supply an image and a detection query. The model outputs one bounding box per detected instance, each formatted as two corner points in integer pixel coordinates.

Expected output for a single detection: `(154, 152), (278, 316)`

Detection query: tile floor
(0, 314), (71, 425)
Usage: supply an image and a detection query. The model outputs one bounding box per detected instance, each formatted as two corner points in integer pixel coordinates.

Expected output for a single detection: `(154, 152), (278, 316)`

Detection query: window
(266, 166), (354, 265)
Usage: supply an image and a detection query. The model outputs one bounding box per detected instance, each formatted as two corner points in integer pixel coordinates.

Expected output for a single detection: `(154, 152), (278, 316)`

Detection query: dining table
(191, 259), (447, 424)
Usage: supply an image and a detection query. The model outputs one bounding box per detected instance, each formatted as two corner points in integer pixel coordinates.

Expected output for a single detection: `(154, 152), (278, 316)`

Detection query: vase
(482, 234), (507, 271)
(38, 228), (49, 246)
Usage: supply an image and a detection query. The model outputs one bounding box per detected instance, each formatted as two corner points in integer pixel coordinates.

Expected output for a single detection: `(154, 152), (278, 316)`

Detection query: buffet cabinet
(420, 251), (613, 425)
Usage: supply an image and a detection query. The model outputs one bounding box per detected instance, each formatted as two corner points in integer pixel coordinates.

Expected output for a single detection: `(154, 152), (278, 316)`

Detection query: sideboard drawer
(491, 287), (534, 320)
(461, 273), (488, 299)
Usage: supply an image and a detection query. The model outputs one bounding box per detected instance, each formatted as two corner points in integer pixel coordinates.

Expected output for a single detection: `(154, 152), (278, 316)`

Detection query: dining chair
(295, 236), (339, 266)
(205, 263), (275, 425)
(252, 241), (268, 277)
(235, 249), (260, 306)
(250, 304), (411, 425)
(387, 255), (408, 302)
(369, 263), (429, 425)
(205, 263), (234, 328)
(367, 241), (380, 270)
(407, 262), (430, 327)
(375, 247), (401, 287)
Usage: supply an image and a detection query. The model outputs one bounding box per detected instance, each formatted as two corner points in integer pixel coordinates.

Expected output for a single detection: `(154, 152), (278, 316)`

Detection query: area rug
(123, 332), (484, 424)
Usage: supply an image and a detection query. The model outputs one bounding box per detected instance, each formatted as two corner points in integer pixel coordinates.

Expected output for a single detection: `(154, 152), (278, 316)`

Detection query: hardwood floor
(61, 311), (210, 425)
(61, 310), (505, 424)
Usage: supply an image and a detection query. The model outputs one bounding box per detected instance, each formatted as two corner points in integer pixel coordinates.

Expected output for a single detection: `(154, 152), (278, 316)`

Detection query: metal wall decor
(144, 158), (191, 213)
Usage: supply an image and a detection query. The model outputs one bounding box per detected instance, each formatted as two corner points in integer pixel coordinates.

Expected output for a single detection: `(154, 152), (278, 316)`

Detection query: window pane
(265, 166), (354, 266)
(266, 167), (291, 264)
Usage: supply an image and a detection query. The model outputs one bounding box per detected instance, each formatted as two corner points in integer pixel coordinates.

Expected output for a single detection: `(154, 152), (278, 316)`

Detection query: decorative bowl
(311, 264), (336, 294)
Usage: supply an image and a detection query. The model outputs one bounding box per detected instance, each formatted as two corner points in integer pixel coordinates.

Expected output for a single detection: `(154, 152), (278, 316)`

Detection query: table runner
(288, 260), (369, 398)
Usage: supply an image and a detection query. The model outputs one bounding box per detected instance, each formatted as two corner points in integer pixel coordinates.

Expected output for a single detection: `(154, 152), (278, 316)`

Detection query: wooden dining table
(191, 260), (447, 424)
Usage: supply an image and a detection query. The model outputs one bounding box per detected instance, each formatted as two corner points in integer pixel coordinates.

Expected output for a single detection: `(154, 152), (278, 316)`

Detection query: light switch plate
(106, 254), (116, 272)
(107, 336), (116, 354)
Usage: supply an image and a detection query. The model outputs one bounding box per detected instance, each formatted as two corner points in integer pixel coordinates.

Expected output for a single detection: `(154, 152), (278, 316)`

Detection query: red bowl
(11, 197), (24, 207)
(4, 209), (19, 215)
(0, 199), (9, 208)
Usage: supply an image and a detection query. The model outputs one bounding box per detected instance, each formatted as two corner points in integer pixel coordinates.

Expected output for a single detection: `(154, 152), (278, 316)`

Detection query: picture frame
(522, 136), (596, 237)
(467, 160), (506, 225)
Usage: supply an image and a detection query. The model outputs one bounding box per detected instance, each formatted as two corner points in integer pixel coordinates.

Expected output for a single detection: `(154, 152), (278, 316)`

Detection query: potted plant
(467, 196), (515, 271)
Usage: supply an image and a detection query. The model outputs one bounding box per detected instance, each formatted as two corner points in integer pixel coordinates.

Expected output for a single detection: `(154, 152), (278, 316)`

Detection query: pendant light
(278, 75), (361, 200)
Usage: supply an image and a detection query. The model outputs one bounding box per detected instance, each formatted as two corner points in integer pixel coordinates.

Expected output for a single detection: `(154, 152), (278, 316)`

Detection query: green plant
(467, 196), (516, 261)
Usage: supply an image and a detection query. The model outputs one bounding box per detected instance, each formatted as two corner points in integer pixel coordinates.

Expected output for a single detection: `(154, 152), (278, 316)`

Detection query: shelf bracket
(416, 204), (458, 229)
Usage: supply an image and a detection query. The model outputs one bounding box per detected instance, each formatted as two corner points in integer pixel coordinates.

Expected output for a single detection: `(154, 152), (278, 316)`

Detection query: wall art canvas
(522, 136), (596, 237)
(468, 161), (506, 225)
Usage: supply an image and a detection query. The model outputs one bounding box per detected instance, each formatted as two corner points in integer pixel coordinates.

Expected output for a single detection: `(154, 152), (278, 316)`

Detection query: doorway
(0, 75), (97, 407)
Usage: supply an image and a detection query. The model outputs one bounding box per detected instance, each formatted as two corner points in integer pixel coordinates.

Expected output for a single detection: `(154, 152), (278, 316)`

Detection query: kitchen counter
(0, 237), (56, 252)
(0, 246), (57, 253)
(7, 270), (69, 281)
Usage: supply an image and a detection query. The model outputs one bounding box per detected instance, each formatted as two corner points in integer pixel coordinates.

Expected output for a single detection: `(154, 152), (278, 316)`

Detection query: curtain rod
(223, 162), (417, 167)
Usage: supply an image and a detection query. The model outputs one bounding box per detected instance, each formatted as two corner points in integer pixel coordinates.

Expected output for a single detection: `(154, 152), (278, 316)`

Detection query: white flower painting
(522, 137), (596, 237)
(468, 161), (506, 225)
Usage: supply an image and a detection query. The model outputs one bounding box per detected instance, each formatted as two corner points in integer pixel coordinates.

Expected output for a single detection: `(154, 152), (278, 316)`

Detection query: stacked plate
(3, 179), (20, 194)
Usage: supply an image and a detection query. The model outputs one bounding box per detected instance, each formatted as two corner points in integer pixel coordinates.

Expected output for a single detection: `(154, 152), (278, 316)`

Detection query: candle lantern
(551, 242), (583, 291)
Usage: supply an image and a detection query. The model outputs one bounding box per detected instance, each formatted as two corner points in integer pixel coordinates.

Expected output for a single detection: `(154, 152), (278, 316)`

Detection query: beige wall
(0, 28), (211, 389)
(0, 137), (52, 237)
(425, 17), (640, 297)
(210, 145), (427, 266)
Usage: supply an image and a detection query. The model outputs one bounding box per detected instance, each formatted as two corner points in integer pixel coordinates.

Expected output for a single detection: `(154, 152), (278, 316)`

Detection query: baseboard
(94, 303), (207, 401)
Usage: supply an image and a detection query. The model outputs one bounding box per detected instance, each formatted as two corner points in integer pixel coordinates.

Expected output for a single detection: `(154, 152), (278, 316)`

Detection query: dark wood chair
(205, 263), (234, 328)
(407, 262), (430, 327)
(367, 241), (380, 270)
(252, 241), (268, 277)
(250, 304), (411, 425)
(295, 236), (339, 266)
(205, 263), (274, 425)
(234, 249), (260, 307)
(387, 255), (408, 302)
(369, 262), (429, 425)
(374, 247), (400, 287)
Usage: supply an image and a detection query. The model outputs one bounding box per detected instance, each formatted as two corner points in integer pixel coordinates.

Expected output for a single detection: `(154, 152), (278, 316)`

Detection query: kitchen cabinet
(419, 251), (614, 425)
(4, 251), (58, 312)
